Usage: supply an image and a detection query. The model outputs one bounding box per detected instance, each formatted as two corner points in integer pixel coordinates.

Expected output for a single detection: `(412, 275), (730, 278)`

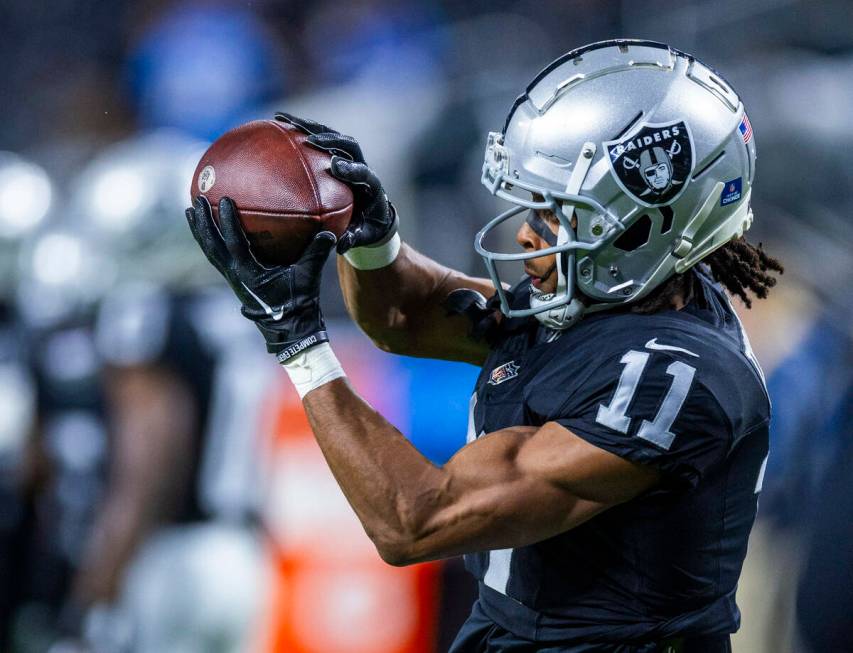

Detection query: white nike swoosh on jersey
(241, 282), (285, 321)
(645, 338), (699, 357)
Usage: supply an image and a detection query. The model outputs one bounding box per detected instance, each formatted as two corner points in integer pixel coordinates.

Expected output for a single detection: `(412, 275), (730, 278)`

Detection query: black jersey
(464, 270), (770, 644)
(5, 285), (266, 637)
(96, 285), (268, 523)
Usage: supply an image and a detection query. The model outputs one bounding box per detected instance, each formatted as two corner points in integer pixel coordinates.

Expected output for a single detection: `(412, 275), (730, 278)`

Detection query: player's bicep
(404, 422), (658, 562)
(517, 422), (661, 503)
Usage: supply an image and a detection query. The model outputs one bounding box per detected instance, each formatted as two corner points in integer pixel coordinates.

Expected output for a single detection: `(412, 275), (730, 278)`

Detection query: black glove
(275, 112), (397, 254)
(185, 196), (336, 362)
(442, 288), (503, 345)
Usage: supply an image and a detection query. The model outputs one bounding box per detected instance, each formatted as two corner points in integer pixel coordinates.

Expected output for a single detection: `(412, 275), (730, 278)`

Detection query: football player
(14, 133), (269, 653)
(187, 40), (783, 652)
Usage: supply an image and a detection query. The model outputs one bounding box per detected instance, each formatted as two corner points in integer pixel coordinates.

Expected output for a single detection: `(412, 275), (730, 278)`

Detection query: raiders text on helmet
(477, 40), (756, 329)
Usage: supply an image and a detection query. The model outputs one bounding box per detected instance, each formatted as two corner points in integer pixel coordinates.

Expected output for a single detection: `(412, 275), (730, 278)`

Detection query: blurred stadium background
(0, 0), (851, 651)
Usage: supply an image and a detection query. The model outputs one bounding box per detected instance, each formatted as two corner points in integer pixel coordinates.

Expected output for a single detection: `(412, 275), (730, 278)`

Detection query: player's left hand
(275, 111), (397, 254)
(185, 195), (336, 362)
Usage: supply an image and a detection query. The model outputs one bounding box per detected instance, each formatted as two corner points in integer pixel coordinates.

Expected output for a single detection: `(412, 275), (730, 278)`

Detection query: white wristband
(281, 342), (346, 399)
(343, 232), (401, 270)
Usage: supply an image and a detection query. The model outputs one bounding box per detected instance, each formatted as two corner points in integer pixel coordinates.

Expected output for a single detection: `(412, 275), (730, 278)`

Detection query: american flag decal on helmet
(739, 113), (753, 143)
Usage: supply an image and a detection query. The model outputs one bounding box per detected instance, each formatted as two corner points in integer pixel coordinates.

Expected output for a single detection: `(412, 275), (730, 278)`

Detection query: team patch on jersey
(720, 177), (742, 206)
(489, 360), (520, 385)
(603, 120), (695, 207)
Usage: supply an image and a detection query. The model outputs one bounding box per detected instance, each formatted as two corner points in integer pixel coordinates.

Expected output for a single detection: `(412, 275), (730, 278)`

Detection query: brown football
(191, 119), (353, 266)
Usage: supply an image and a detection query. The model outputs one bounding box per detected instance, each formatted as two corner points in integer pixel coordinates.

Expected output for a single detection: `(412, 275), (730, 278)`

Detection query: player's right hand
(275, 112), (398, 254)
(185, 195), (337, 362)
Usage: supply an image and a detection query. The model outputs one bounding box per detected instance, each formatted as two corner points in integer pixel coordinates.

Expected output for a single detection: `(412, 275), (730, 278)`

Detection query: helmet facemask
(477, 133), (624, 329)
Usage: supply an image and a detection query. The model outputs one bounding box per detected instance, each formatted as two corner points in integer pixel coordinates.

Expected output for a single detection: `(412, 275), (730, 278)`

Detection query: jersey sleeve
(95, 284), (171, 366)
(555, 349), (732, 488)
(94, 285), (217, 384)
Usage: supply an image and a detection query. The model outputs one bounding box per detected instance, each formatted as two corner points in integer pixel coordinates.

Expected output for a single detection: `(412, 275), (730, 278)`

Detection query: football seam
(238, 205), (352, 219)
(269, 120), (323, 212)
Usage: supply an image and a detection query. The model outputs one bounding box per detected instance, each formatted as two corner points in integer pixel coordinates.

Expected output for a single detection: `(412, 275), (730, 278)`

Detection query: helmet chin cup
(530, 289), (586, 330)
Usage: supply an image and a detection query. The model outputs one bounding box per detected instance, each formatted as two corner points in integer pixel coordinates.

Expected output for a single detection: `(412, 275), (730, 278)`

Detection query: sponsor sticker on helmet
(603, 120), (695, 207)
(720, 177), (742, 206)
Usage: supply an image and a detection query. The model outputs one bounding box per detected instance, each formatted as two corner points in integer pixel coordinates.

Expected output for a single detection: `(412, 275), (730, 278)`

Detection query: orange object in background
(253, 363), (442, 653)
(266, 556), (440, 653)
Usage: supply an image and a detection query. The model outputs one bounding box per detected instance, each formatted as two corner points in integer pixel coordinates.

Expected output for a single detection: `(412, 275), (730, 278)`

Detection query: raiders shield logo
(603, 120), (694, 207)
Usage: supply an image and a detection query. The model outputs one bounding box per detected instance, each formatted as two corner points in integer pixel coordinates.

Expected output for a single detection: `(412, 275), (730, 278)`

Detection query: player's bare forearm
(73, 366), (195, 604)
(302, 379), (659, 566)
(337, 243), (494, 365)
(302, 376), (448, 562)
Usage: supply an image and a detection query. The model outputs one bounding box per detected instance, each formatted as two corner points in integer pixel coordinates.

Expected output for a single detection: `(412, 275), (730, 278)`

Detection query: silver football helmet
(0, 152), (53, 300)
(69, 130), (215, 289)
(478, 40), (756, 329)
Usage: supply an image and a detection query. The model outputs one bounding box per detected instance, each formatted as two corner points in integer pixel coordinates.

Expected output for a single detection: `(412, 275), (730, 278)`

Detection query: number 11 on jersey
(596, 350), (696, 450)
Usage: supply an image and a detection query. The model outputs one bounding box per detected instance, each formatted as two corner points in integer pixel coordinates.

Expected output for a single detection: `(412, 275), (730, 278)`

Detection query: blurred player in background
(0, 153), (45, 650)
(3, 134), (270, 653)
(65, 134), (271, 653)
(187, 41), (783, 652)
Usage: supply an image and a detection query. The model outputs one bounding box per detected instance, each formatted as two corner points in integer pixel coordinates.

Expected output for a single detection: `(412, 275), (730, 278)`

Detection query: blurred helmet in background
(15, 224), (115, 329)
(16, 130), (217, 328)
(70, 130), (217, 290)
(478, 40), (756, 329)
(0, 152), (53, 300)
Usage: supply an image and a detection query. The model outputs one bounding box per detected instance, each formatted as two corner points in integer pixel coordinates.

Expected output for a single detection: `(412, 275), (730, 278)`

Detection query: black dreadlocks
(632, 236), (784, 314)
(704, 237), (784, 308)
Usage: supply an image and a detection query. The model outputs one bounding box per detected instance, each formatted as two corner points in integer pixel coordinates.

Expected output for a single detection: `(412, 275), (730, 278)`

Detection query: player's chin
(536, 279), (558, 294)
(526, 269), (557, 293)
